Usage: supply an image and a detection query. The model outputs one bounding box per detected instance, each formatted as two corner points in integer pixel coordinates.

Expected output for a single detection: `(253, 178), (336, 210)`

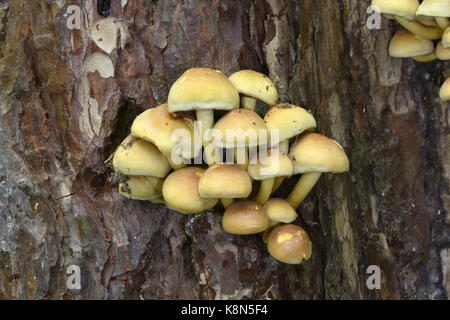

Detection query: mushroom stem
(286, 172), (322, 209)
(241, 96), (257, 110)
(436, 17), (450, 30)
(234, 147), (248, 169)
(394, 16), (443, 40)
(221, 198), (234, 209)
(271, 140), (289, 194)
(196, 109), (216, 165)
(254, 178), (275, 205)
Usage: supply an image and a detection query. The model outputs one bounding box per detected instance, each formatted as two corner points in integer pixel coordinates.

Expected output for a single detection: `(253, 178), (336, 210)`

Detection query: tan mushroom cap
(198, 164), (252, 199)
(168, 68), (239, 112)
(222, 200), (270, 234)
(263, 198), (298, 224)
(388, 30), (434, 57)
(416, 0), (450, 19)
(412, 51), (437, 62)
(118, 176), (163, 200)
(440, 78), (450, 101)
(131, 104), (200, 158)
(267, 224), (312, 264)
(371, 0), (419, 21)
(212, 109), (268, 148)
(444, 27), (450, 48)
(247, 149), (293, 180)
(264, 103), (317, 143)
(436, 41), (450, 60)
(289, 133), (350, 174)
(228, 70), (278, 106)
(162, 167), (218, 214)
(112, 135), (171, 178)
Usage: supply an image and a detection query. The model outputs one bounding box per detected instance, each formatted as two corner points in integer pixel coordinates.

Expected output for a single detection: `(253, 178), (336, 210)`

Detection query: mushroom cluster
(373, 0), (450, 100)
(110, 67), (350, 265)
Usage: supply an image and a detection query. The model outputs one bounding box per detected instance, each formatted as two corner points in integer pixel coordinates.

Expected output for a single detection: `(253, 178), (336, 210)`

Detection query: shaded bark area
(0, 0), (448, 299)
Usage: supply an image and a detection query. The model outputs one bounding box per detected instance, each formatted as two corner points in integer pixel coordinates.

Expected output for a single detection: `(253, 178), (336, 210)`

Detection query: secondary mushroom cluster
(111, 67), (350, 265)
(373, 0), (450, 100)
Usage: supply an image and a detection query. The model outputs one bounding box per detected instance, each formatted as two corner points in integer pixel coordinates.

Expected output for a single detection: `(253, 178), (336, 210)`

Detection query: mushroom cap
(247, 149), (293, 180)
(264, 103), (317, 143)
(162, 167), (218, 214)
(436, 41), (450, 60)
(222, 200), (270, 234)
(131, 104), (200, 158)
(416, 0), (450, 18)
(198, 164), (252, 199)
(388, 30), (434, 57)
(371, 0), (419, 21)
(168, 68), (240, 112)
(412, 51), (437, 62)
(267, 224), (312, 264)
(263, 198), (298, 224)
(444, 27), (450, 48)
(440, 78), (450, 101)
(289, 133), (350, 174)
(113, 135), (171, 177)
(212, 109), (268, 148)
(228, 70), (278, 105)
(118, 176), (163, 200)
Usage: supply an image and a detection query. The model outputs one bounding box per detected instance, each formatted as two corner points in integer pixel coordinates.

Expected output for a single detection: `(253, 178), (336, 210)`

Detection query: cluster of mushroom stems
(373, 0), (450, 100)
(111, 67), (349, 265)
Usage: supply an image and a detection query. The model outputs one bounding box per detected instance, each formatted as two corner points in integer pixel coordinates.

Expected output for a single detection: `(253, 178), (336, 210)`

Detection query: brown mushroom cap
(267, 224), (312, 264)
(440, 78), (450, 101)
(213, 109), (268, 148)
(112, 135), (171, 177)
(118, 176), (163, 200)
(264, 103), (317, 144)
(388, 30), (434, 57)
(198, 164), (252, 199)
(263, 198), (298, 224)
(131, 104), (200, 159)
(168, 68), (240, 112)
(247, 149), (293, 180)
(228, 70), (278, 106)
(222, 200), (270, 234)
(162, 167), (218, 214)
(371, 0), (419, 21)
(289, 133), (349, 174)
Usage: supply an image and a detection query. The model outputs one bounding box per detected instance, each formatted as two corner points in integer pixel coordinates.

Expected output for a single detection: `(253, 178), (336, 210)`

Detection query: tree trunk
(0, 0), (448, 300)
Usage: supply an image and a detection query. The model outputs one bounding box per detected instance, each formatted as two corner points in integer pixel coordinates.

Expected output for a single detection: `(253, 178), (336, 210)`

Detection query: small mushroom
(436, 41), (450, 60)
(416, 0), (450, 29)
(162, 167), (218, 214)
(213, 109), (268, 169)
(264, 103), (317, 193)
(371, 0), (420, 21)
(222, 200), (270, 235)
(228, 70), (278, 111)
(412, 51), (437, 62)
(198, 164), (252, 208)
(443, 26), (450, 48)
(131, 104), (200, 169)
(119, 176), (163, 200)
(388, 30), (435, 58)
(267, 224), (312, 264)
(247, 149), (293, 205)
(112, 135), (171, 178)
(394, 17), (443, 40)
(440, 78), (450, 101)
(263, 198), (298, 227)
(168, 68), (240, 165)
(286, 133), (349, 209)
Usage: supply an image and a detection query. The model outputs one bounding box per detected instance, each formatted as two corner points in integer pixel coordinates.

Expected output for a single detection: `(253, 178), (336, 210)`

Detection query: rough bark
(0, 0), (448, 300)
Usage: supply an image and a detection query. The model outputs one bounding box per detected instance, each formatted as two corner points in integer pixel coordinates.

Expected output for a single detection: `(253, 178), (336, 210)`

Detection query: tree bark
(0, 0), (448, 300)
